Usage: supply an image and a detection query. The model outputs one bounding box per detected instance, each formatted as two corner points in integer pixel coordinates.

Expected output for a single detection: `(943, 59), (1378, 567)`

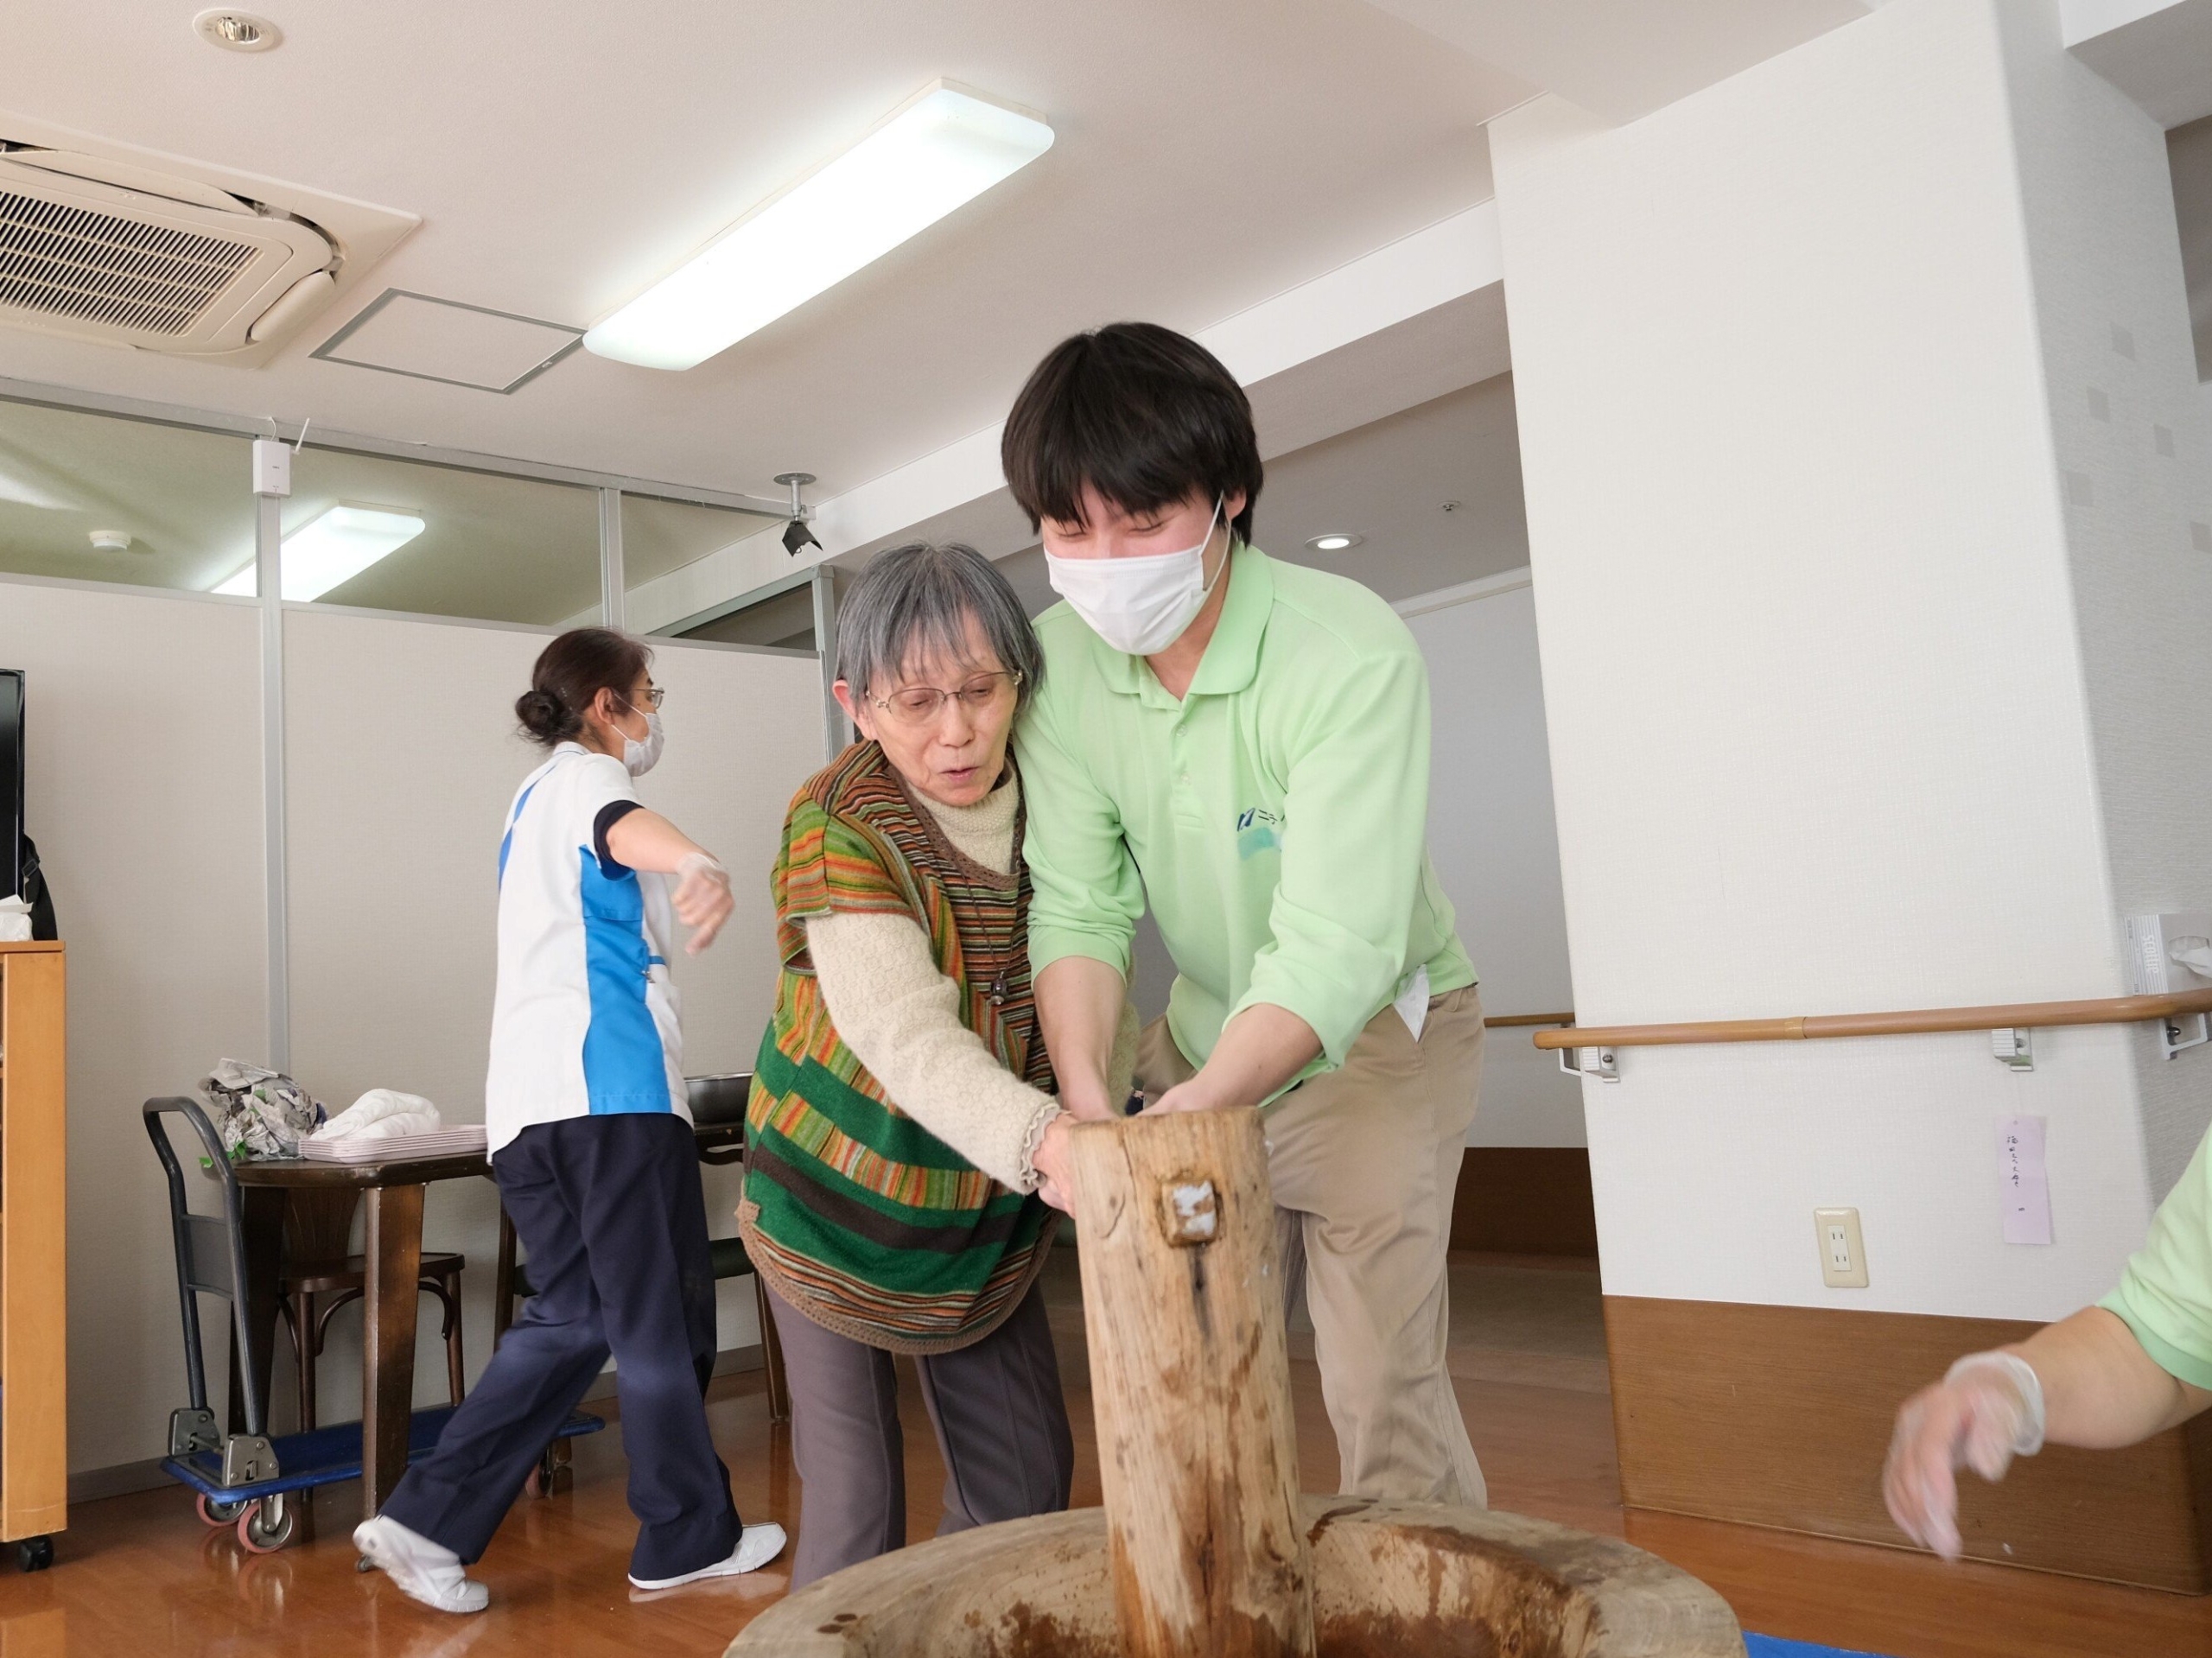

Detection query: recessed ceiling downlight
(193, 10), (283, 52)
(1306, 533), (1363, 553)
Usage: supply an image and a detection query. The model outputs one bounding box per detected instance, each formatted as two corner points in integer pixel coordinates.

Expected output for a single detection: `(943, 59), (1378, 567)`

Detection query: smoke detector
(87, 529), (133, 553)
(193, 10), (283, 52)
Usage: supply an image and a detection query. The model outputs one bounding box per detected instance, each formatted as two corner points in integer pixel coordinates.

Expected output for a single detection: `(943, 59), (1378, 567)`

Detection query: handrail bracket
(2164, 1013), (2212, 1062)
(1559, 1045), (1620, 1083)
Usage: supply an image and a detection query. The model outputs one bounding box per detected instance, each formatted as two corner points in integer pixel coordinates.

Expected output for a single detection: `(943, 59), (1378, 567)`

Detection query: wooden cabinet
(0, 940), (65, 1559)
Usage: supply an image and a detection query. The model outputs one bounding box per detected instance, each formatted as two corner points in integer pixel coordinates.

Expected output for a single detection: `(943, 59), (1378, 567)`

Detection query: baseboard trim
(1605, 1294), (2212, 1592)
(1452, 1147), (1598, 1256)
(67, 1342), (772, 1505)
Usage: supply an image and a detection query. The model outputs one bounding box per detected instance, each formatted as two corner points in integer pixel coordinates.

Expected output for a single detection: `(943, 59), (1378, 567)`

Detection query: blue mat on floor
(1746, 1636), (1901, 1658)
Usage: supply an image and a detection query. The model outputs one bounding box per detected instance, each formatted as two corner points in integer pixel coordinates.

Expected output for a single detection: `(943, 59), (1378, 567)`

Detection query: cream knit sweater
(806, 771), (1136, 1191)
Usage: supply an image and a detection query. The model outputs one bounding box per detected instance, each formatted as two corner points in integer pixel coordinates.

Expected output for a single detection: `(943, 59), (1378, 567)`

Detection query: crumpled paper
(200, 1059), (327, 1161)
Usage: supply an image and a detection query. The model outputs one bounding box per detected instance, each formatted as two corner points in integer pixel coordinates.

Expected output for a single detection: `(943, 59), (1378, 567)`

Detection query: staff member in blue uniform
(355, 627), (785, 1614)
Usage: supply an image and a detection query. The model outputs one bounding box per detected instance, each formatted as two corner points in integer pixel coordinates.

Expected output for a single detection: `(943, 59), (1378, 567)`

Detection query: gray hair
(836, 542), (1043, 710)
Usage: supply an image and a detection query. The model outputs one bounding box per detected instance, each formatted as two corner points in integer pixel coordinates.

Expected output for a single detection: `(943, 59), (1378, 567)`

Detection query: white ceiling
(1361, 0), (1876, 123)
(0, 0), (1532, 500)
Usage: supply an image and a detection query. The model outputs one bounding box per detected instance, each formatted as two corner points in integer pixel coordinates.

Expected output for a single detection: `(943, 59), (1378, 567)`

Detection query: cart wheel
(195, 1492), (251, 1528)
(531, 1441), (573, 1497)
(14, 1535), (54, 1572)
(237, 1496), (296, 1554)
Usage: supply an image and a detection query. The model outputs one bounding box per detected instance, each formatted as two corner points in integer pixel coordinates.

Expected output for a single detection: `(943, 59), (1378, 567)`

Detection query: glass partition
(0, 399), (254, 594)
(258, 448), (600, 624)
(621, 492), (780, 625)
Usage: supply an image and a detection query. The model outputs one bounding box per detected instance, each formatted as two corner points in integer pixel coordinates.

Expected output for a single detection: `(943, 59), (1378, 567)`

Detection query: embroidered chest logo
(1235, 805), (1283, 860)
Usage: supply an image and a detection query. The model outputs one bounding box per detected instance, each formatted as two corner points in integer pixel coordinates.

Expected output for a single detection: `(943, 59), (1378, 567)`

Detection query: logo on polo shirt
(1236, 805), (1283, 860)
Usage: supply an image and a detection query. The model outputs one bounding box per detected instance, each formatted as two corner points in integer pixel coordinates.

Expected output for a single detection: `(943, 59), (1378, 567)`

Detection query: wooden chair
(276, 1189), (467, 1431)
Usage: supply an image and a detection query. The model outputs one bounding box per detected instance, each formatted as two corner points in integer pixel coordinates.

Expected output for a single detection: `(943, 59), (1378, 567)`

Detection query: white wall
(1491, 0), (2212, 1320)
(0, 581), (269, 1477)
(0, 578), (820, 1477)
(1402, 580), (1585, 1147)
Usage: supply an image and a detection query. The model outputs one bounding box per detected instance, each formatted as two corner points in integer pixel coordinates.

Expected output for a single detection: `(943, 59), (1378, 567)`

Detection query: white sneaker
(626, 1521), (787, 1591)
(353, 1515), (491, 1615)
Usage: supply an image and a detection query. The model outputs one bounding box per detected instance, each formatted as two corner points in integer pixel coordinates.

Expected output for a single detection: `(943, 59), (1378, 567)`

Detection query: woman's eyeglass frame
(869, 669), (1023, 726)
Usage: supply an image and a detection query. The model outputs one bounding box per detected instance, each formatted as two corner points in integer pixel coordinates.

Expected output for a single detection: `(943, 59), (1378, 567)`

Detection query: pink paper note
(1999, 1115), (2053, 1246)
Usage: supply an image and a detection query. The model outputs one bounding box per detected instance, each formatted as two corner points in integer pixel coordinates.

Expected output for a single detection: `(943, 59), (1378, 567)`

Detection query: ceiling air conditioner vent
(0, 190), (262, 335)
(0, 149), (338, 355)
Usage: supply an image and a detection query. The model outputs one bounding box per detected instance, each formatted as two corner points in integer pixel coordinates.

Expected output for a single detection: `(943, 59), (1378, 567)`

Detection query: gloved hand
(1883, 1350), (2046, 1560)
(672, 852), (734, 954)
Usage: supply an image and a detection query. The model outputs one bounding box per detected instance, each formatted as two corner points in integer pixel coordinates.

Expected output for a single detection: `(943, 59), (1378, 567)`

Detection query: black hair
(516, 627), (652, 747)
(1001, 322), (1263, 547)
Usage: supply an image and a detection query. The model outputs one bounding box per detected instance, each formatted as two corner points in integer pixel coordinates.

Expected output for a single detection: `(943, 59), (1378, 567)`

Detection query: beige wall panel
(0, 582), (267, 1475)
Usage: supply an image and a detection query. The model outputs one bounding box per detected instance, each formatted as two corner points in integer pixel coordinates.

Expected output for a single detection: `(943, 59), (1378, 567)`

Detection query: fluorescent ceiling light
(585, 82), (1053, 371)
(1306, 533), (1363, 552)
(213, 503), (426, 600)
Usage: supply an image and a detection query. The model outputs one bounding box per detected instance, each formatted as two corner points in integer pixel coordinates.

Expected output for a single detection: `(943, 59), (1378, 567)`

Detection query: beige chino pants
(1135, 985), (1486, 1507)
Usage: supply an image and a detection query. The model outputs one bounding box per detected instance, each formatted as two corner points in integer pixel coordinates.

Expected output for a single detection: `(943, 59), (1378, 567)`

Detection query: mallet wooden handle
(1069, 1107), (1316, 1658)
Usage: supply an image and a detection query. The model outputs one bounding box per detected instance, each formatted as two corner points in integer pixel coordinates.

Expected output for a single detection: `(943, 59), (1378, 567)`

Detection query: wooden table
(231, 1148), (492, 1519)
(230, 1119), (750, 1521)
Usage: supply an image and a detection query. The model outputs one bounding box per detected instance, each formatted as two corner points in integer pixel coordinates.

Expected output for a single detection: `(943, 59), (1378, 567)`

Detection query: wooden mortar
(730, 1108), (1745, 1658)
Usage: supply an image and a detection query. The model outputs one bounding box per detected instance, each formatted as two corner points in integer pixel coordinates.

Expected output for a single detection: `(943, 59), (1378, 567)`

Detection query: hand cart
(143, 1096), (603, 1552)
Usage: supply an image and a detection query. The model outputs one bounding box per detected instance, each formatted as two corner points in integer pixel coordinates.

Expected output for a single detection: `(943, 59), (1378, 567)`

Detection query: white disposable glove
(672, 852), (734, 955)
(1882, 1350), (2046, 1560)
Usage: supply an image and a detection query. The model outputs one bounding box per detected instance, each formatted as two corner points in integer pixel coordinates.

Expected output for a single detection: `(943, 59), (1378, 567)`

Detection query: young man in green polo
(1011, 322), (1486, 1505)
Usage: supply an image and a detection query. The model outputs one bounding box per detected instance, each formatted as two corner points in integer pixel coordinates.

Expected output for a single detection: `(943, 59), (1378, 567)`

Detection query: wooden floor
(7, 1251), (2212, 1657)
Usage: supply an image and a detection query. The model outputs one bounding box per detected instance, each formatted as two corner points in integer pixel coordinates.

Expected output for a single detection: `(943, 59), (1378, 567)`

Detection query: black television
(0, 670), (20, 902)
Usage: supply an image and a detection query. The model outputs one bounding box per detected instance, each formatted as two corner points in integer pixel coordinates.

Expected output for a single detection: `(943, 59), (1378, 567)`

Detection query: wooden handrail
(1484, 1011), (1575, 1029)
(1532, 989), (2212, 1050)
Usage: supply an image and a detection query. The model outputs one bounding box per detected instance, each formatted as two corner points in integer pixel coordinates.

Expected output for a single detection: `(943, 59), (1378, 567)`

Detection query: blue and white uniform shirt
(485, 742), (689, 1157)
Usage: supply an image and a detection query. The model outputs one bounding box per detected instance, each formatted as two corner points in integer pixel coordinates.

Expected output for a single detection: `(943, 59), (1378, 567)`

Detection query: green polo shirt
(1016, 540), (1475, 1083)
(2101, 1123), (2212, 1391)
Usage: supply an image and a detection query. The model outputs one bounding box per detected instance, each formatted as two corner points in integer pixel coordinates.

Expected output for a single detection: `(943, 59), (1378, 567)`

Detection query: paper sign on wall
(1999, 1115), (2053, 1246)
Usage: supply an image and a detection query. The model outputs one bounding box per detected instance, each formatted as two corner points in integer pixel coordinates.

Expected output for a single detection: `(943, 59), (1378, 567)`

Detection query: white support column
(599, 487), (626, 631)
(250, 439), (291, 1073)
(1491, 0), (2212, 1323)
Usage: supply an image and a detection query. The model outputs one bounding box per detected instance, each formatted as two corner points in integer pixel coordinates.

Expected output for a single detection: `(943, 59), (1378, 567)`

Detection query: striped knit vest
(740, 742), (1058, 1354)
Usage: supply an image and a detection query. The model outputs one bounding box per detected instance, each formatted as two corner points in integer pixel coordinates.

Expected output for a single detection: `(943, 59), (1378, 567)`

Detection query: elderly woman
(741, 541), (1120, 1589)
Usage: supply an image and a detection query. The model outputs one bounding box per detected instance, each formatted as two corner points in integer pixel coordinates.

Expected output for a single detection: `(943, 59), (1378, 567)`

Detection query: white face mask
(617, 707), (664, 777)
(1045, 498), (1228, 657)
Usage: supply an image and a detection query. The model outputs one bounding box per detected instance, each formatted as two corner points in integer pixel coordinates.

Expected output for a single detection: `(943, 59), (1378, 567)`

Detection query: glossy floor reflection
(5, 1250), (2211, 1657)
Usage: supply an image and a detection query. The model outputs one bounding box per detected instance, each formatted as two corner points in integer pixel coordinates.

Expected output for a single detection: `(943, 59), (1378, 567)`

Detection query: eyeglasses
(870, 670), (1021, 726)
(624, 684), (665, 711)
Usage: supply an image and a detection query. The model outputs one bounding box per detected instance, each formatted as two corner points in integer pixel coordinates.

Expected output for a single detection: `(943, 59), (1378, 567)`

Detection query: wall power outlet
(1815, 1207), (1869, 1288)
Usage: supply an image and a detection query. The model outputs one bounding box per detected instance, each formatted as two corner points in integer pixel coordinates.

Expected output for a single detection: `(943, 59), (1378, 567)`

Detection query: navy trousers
(381, 1113), (741, 1580)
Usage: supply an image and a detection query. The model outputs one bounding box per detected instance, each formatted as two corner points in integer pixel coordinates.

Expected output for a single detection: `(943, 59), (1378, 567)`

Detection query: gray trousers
(767, 1277), (1075, 1590)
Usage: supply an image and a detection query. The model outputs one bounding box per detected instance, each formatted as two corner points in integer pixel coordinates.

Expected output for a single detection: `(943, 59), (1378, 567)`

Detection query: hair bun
(514, 687), (567, 740)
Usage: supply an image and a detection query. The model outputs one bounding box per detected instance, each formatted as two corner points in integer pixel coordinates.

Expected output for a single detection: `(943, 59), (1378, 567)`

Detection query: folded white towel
(311, 1089), (443, 1143)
